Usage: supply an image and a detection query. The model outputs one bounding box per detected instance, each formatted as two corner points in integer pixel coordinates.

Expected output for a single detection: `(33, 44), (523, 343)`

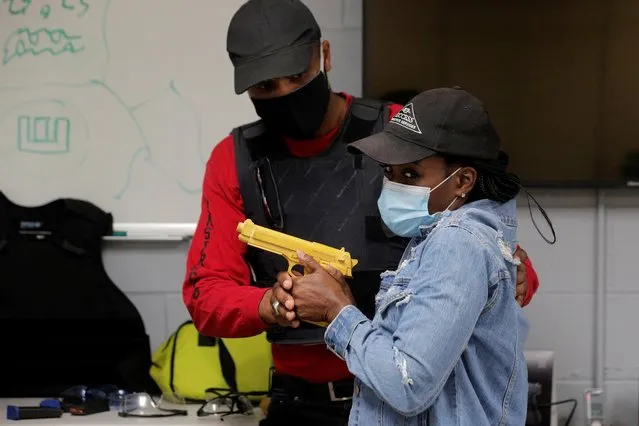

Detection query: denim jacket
(325, 199), (529, 425)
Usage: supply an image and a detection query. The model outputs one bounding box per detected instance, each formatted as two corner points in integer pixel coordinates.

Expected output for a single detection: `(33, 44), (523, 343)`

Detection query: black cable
(522, 187), (557, 245)
(530, 396), (578, 426)
(464, 151), (558, 245)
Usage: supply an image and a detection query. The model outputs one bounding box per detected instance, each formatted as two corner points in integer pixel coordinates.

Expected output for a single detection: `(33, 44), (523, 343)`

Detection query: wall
(517, 190), (639, 425)
(100, 1), (639, 425)
(364, 0), (639, 184)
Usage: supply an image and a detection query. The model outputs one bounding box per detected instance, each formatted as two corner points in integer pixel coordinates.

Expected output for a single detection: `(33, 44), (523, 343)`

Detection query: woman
(283, 88), (531, 425)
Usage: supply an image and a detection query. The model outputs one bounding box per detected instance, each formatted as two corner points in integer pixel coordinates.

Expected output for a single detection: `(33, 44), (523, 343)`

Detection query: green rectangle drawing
(33, 116), (50, 142)
(17, 115), (71, 154)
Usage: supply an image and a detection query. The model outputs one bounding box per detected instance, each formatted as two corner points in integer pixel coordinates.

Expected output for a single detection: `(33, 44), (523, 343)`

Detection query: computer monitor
(525, 350), (558, 426)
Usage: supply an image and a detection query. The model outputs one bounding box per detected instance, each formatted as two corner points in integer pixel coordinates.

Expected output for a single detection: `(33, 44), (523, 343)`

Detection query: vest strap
(340, 98), (388, 145)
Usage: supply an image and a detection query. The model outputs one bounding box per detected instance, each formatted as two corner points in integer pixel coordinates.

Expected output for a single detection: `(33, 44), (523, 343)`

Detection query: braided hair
(443, 151), (521, 203)
(443, 151), (557, 244)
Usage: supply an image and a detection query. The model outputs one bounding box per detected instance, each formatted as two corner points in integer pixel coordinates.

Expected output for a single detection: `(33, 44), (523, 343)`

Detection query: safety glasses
(118, 392), (187, 418)
(61, 384), (127, 404)
(60, 385), (129, 414)
(196, 387), (259, 419)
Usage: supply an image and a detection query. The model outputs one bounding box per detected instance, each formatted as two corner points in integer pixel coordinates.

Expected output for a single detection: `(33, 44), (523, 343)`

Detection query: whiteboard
(0, 0), (261, 226)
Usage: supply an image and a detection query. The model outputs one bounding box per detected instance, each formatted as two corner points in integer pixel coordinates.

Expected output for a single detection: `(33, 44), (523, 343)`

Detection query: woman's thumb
(296, 250), (319, 271)
(325, 264), (345, 282)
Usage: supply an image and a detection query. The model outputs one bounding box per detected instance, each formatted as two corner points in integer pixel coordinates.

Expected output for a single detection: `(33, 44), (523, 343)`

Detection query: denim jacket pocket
(376, 271), (396, 309)
(481, 282), (502, 315)
(378, 283), (412, 317)
(481, 270), (510, 315)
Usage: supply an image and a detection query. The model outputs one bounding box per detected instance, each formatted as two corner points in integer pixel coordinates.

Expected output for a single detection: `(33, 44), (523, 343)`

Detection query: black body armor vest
(233, 98), (409, 344)
(0, 192), (157, 396)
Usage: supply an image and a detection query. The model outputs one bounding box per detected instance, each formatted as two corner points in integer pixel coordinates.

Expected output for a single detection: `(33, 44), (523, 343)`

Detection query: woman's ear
(321, 40), (332, 73)
(457, 167), (477, 197)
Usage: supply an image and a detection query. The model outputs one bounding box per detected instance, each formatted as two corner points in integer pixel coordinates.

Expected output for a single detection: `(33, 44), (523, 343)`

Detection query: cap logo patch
(390, 103), (422, 134)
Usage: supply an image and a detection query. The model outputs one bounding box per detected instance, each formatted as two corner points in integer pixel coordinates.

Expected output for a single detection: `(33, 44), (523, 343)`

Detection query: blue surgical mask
(377, 169), (461, 238)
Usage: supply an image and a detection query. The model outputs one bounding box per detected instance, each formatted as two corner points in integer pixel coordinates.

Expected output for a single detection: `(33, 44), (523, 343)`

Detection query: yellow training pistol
(236, 219), (359, 278)
(236, 219), (359, 328)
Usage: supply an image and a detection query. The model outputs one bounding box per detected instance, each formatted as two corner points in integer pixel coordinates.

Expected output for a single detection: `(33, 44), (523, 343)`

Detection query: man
(183, 1), (539, 424)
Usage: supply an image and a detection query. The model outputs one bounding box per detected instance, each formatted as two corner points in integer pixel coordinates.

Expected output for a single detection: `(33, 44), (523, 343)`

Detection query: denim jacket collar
(418, 199), (517, 242)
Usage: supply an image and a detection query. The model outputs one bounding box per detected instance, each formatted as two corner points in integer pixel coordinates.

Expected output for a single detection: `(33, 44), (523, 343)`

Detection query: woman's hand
(280, 250), (355, 324)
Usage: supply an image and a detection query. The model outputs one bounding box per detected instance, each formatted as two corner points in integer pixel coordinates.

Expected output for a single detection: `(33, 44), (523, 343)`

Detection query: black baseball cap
(348, 87), (501, 165)
(227, 0), (321, 95)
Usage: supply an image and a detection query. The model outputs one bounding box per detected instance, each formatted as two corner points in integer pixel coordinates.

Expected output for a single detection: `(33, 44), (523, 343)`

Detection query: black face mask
(250, 72), (331, 140)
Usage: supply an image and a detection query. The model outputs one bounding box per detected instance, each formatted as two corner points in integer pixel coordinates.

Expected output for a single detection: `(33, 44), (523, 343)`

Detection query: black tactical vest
(0, 192), (157, 396)
(233, 98), (409, 344)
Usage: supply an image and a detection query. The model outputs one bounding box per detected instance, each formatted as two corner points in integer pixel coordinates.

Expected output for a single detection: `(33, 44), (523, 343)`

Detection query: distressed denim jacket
(325, 199), (529, 425)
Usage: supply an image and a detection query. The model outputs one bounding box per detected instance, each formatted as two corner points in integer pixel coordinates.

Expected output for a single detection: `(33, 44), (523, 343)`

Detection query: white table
(0, 399), (262, 425)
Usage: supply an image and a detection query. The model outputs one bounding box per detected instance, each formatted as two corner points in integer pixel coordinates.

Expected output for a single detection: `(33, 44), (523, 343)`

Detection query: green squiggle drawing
(129, 80), (206, 168)
(61, 0), (89, 18)
(99, 79), (202, 195)
(3, 0), (89, 17)
(3, 0), (32, 15)
(114, 146), (150, 200)
(90, 79), (153, 199)
(3, 27), (85, 66)
(40, 4), (51, 19)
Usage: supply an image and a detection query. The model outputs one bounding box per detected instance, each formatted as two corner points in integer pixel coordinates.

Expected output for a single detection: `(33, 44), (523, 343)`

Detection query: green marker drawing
(61, 0), (89, 17)
(17, 115), (71, 154)
(3, 0), (32, 16)
(3, 0), (89, 17)
(33, 116), (50, 142)
(3, 28), (85, 66)
(40, 4), (51, 19)
(1, 0), (205, 201)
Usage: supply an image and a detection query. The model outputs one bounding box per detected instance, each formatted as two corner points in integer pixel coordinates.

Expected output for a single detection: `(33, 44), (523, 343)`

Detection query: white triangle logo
(390, 103), (422, 134)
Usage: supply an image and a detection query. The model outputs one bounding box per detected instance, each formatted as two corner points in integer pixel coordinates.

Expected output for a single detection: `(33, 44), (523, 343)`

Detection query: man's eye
(382, 166), (392, 175)
(253, 80), (274, 91)
(290, 73), (304, 80)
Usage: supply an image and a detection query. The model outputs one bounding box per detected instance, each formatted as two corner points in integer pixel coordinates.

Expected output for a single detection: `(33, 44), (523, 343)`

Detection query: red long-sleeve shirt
(183, 93), (540, 383)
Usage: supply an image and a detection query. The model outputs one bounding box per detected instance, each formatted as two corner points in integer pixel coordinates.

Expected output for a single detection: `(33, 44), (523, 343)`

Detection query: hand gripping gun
(236, 219), (359, 326)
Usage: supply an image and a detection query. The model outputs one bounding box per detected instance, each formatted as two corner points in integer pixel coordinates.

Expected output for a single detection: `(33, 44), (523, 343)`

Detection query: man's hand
(514, 246), (528, 307)
(281, 250), (355, 324)
(258, 272), (300, 328)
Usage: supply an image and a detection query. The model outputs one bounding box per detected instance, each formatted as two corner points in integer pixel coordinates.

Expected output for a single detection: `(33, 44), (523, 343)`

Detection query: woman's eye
(290, 73), (304, 81)
(382, 166), (392, 175)
(402, 170), (419, 179)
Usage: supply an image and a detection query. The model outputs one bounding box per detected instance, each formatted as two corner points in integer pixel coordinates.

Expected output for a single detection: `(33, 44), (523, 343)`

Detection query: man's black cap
(348, 87), (501, 165)
(227, 0), (321, 94)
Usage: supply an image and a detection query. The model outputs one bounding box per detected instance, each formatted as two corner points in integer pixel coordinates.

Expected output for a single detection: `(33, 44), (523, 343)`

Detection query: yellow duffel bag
(150, 320), (272, 401)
